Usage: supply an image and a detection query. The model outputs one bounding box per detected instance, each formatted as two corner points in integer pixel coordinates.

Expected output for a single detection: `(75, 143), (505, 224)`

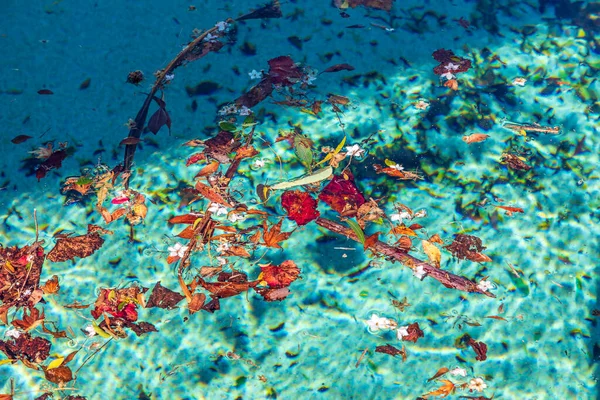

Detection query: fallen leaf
(47, 225), (112, 262)
(375, 344), (406, 359)
(11, 135), (33, 144)
(427, 367), (449, 382)
(146, 281), (185, 310)
(259, 260), (300, 288)
(422, 240), (441, 267)
(462, 133), (489, 144)
(262, 220), (292, 248)
(422, 379), (455, 398)
(322, 63), (355, 73)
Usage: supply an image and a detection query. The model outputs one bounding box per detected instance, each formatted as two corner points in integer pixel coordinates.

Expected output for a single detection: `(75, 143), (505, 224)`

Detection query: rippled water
(1, 1), (599, 399)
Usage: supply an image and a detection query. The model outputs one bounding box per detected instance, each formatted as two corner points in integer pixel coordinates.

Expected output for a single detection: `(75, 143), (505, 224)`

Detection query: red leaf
(318, 172), (365, 217)
(281, 190), (320, 226)
(267, 56), (304, 86)
(260, 260), (300, 288)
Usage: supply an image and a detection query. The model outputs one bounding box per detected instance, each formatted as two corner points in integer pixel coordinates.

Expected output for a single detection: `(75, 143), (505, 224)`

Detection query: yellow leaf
(47, 357), (65, 370)
(316, 136), (346, 166)
(0, 359), (14, 366)
(422, 240), (441, 266)
(92, 321), (112, 339)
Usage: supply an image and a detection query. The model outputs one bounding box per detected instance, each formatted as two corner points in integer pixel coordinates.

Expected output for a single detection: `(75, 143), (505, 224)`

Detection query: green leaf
(92, 321), (112, 339)
(242, 115), (256, 128)
(76, 176), (93, 185)
(219, 121), (237, 132)
(347, 219), (365, 244)
(294, 136), (313, 168)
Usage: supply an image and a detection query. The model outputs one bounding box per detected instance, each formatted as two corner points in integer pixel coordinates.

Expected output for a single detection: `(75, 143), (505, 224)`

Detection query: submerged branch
(315, 218), (495, 298)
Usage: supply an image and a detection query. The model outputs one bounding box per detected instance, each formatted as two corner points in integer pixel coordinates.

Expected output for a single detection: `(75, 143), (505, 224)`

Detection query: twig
(73, 338), (113, 379)
(315, 218), (495, 298)
(355, 347), (368, 368)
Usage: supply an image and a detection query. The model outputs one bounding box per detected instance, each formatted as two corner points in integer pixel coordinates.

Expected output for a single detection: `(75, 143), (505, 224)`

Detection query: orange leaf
(422, 240), (441, 267)
(249, 230), (261, 244)
(390, 225), (417, 237)
(111, 207), (127, 221)
(429, 234), (444, 244)
(176, 226), (195, 239)
(422, 379), (455, 398)
(485, 315), (508, 321)
(444, 79), (458, 90)
(194, 160), (220, 178)
(363, 232), (380, 251)
(462, 133), (490, 144)
(259, 260), (300, 288)
(427, 367), (449, 382)
(396, 236), (412, 251)
(468, 252), (492, 262)
(262, 220), (292, 249)
(168, 213), (202, 224)
(234, 145), (259, 160)
(224, 246), (251, 258)
(195, 181), (231, 207)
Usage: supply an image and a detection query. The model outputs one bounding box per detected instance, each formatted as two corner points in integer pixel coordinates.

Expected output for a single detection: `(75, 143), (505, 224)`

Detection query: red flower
(259, 260), (300, 288)
(268, 56), (304, 86)
(318, 172), (365, 217)
(281, 190), (320, 225)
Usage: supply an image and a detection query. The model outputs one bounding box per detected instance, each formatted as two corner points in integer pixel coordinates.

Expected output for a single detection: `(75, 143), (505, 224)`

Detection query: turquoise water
(1, 0), (599, 399)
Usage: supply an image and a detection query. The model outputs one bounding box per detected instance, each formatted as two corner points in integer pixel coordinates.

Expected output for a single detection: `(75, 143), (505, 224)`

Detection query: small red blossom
(318, 172), (365, 217)
(281, 190), (320, 225)
(91, 288), (142, 322)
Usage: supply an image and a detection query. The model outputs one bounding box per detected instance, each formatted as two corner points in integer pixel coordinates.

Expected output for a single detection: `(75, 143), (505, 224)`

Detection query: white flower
(415, 99), (430, 110)
(441, 71), (456, 80)
(203, 33), (218, 42)
(216, 242), (230, 253)
(366, 313), (397, 332)
(468, 377), (487, 392)
(82, 324), (97, 337)
(238, 106), (253, 116)
(512, 77), (527, 86)
(477, 279), (494, 292)
(413, 265), (426, 280)
(302, 69), (318, 85)
(449, 367), (467, 377)
(168, 242), (189, 258)
(345, 144), (365, 158)
(228, 212), (246, 223)
(208, 203), (228, 216)
(390, 211), (412, 224)
(446, 62), (460, 71)
(5, 328), (21, 339)
(165, 74), (175, 82)
(248, 69), (263, 80)
(413, 209), (427, 218)
(216, 256), (227, 266)
(218, 104), (238, 115)
(252, 159), (266, 169)
(215, 21), (229, 32)
(396, 325), (409, 339)
(390, 163), (404, 171)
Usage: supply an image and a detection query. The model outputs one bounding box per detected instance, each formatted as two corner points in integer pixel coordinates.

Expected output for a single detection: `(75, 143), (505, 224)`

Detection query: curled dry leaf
(12, 307), (45, 331)
(194, 160), (220, 178)
(402, 322), (424, 343)
(254, 286), (291, 301)
(391, 225), (417, 237)
(422, 379), (455, 398)
(47, 225), (112, 262)
(196, 276), (257, 299)
(40, 275), (60, 295)
(501, 152), (532, 171)
(43, 365), (73, 385)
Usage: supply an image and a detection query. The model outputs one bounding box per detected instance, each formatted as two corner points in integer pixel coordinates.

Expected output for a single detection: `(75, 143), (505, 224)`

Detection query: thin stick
(33, 208), (39, 244)
(73, 338), (113, 379)
(355, 347), (368, 368)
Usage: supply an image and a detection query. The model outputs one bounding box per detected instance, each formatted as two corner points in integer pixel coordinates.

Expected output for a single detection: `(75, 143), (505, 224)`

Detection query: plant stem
(315, 217), (495, 298)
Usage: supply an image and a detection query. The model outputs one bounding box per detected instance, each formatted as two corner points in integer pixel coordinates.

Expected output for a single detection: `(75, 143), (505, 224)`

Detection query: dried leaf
(262, 220), (292, 248)
(254, 286), (290, 301)
(322, 63), (355, 73)
(391, 225), (417, 237)
(375, 344), (406, 358)
(196, 277), (257, 299)
(43, 365), (73, 384)
(11, 135), (33, 144)
(47, 225), (111, 262)
(259, 260), (300, 288)
(195, 181), (231, 207)
(146, 282), (185, 310)
(427, 367), (449, 382)
(41, 275), (60, 295)
(422, 240), (441, 266)
(422, 379), (455, 398)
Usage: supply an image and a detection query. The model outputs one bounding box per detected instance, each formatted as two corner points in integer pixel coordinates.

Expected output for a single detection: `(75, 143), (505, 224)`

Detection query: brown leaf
(363, 232), (380, 251)
(402, 322), (424, 343)
(195, 181), (231, 207)
(429, 234), (444, 244)
(146, 282), (185, 310)
(11, 134), (33, 144)
(322, 63), (355, 73)
(119, 137), (141, 146)
(396, 236), (412, 251)
(224, 246), (251, 258)
(375, 344), (406, 359)
(262, 220), (292, 248)
(445, 234), (491, 262)
(234, 145), (259, 160)
(12, 307), (45, 332)
(47, 225), (111, 262)
(188, 292), (206, 314)
(259, 260), (300, 288)
(391, 225), (417, 237)
(43, 365), (73, 384)
(196, 277), (257, 299)
(168, 213), (203, 224)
